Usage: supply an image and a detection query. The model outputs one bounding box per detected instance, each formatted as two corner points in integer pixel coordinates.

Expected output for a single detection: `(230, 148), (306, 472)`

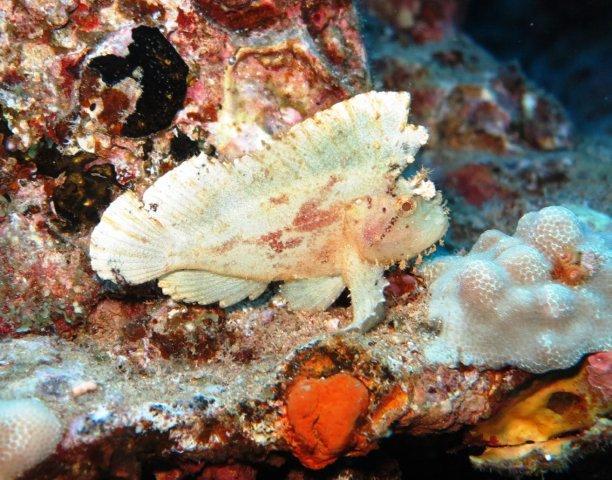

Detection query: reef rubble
(0, 1), (610, 479)
(2, 298), (530, 478)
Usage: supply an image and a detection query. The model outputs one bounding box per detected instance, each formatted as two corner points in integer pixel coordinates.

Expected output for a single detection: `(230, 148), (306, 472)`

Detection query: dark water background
(465, 0), (612, 135)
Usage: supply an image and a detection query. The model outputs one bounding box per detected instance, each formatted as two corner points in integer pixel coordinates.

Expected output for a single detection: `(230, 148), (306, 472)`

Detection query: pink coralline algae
(0, 1), (610, 479)
(587, 352), (612, 400)
(0, 0), (368, 336)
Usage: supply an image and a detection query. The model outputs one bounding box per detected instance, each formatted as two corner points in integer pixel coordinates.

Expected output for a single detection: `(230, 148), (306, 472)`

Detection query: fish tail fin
(90, 191), (169, 284)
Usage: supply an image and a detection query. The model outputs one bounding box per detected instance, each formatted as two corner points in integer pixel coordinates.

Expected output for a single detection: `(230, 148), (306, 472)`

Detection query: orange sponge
(285, 373), (369, 469)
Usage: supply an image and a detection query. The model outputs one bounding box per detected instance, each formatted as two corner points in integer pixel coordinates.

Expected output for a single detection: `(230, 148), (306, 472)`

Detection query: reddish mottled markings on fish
(284, 237), (303, 249)
(362, 220), (382, 247)
(292, 201), (339, 232)
(259, 230), (283, 253)
(383, 216), (399, 235)
(259, 230), (303, 253)
(213, 238), (238, 255)
(270, 194), (289, 205)
(325, 175), (340, 190)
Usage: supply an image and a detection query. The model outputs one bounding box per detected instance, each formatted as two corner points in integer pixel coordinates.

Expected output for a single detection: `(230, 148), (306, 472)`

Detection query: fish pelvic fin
(342, 249), (388, 332)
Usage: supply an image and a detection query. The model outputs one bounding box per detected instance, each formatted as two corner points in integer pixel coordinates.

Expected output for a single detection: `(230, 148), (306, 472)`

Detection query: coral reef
(0, 0), (610, 478)
(0, 304), (528, 479)
(0, 398), (62, 480)
(364, 0), (467, 43)
(422, 206), (611, 372)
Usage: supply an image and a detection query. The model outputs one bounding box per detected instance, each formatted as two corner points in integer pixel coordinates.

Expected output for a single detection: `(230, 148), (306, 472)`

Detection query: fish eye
(401, 200), (413, 211)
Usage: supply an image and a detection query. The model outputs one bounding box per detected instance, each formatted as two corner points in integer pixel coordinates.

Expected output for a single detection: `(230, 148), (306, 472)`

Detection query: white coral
(515, 206), (583, 259)
(0, 399), (62, 480)
(423, 206), (611, 373)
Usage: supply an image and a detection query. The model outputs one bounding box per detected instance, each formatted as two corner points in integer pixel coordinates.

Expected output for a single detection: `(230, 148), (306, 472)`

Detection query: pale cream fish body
(90, 91), (448, 330)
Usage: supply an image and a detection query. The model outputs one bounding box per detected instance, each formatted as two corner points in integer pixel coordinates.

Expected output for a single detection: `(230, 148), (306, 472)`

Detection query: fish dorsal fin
(249, 91), (427, 180)
(142, 92), (427, 236)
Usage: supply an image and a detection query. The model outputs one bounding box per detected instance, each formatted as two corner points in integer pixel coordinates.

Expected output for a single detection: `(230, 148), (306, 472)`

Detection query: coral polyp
(0, 399), (62, 480)
(422, 206), (611, 373)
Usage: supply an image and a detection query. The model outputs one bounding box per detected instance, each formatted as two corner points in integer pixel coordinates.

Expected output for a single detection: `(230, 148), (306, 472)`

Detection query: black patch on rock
(88, 54), (136, 85)
(0, 105), (11, 139)
(31, 141), (69, 177)
(33, 148), (118, 229)
(170, 131), (200, 162)
(89, 26), (189, 137)
(53, 163), (117, 228)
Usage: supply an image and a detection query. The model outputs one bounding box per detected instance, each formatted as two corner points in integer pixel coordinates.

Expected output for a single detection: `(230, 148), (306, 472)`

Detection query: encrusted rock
(0, 1), (610, 478)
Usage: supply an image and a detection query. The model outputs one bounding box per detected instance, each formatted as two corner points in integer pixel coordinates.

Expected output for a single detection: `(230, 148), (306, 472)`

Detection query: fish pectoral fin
(158, 270), (268, 307)
(280, 276), (346, 311)
(342, 250), (388, 332)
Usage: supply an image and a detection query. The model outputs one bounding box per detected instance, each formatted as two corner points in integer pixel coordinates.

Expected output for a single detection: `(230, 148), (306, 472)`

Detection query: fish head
(346, 192), (448, 265)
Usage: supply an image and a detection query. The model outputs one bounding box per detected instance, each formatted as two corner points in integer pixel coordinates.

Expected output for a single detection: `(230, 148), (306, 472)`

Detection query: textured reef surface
(0, 1), (610, 479)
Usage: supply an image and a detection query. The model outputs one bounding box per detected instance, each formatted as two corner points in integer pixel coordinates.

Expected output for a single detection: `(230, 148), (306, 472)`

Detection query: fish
(89, 91), (449, 331)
